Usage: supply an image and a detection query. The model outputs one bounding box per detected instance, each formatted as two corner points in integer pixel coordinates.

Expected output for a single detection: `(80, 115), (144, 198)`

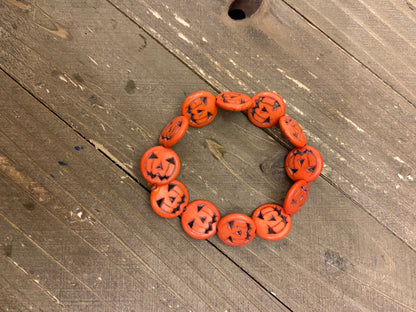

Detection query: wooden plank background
(0, 0), (415, 311)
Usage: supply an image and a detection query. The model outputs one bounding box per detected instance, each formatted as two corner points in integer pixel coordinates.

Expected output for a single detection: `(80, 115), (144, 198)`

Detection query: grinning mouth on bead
(146, 171), (171, 180)
(156, 194), (187, 214)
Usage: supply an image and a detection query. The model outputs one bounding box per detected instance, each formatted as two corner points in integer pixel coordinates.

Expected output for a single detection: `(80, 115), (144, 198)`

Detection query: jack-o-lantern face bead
(285, 145), (323, 182)
(283, 180), (309, 215)
(248, 91), (286, 128)
(216, 92), (253, 111)
(159, 116), (189, 147)
(181, 200), (220, 239)
(217, 213), (256, 246)
(150, 180), (189, 218)
(279, 115), (307, 147)
(140, 146), (180, 185)
(181, 91), (217, 127)
(252, 204), (292, 241)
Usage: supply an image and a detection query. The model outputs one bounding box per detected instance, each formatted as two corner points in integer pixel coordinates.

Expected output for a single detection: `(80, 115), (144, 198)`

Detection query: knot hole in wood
(228, 0), (263, 20)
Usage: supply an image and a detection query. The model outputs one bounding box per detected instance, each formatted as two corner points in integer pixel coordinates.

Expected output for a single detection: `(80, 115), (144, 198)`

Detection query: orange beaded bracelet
(140, 91), (323, 246)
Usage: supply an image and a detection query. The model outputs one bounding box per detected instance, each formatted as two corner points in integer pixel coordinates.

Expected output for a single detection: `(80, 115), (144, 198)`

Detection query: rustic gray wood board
(0, 71), (288, 311)
(0, 0), (415, 311)
(0, 274), (40, 312)
(283, 0), (416, 105)
(108, 0), (416, 249)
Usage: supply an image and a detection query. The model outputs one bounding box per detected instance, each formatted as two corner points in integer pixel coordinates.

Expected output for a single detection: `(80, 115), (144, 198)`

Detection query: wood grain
(0, 0), (415, 311)
(107, 0), (416, 250)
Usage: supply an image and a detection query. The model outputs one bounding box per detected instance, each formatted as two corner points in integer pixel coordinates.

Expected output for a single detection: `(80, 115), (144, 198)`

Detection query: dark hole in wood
(228, 9), (246, 20)
(228, 0), (263, 20)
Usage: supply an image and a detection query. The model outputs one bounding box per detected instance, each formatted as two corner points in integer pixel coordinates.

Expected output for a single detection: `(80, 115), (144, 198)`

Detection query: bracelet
(140, 91), (323, 246)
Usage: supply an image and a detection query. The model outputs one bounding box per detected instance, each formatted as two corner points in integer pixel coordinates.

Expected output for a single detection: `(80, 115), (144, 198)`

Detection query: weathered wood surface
(109, 0), (416, 250)
(0, 0), (415, 311)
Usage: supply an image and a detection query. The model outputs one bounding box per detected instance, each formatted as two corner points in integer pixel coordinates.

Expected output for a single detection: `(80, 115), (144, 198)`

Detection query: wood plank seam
(207, 240), (294, 312)
(105, 0), (227, 93)
(0, 69), (199, 308)
(0, 66), (149, 191)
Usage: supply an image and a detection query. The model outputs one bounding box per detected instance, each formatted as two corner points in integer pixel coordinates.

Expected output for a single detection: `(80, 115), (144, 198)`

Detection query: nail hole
(228, 0), (263, 20)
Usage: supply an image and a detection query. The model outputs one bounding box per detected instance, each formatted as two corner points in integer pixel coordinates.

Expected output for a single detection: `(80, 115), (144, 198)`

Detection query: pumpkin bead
(140, 146), (180, 185)
(215, 92), (253, 111)
(279, 115), (307, 147)
(159, 116), (189, 147)
(285, 145), (323, 182)
(248, 91), (285, 128)
(217, 213), (256, 246)
(181, 91), (217, 127)
(181, 200), (220, 239)
(150, 180), (189, 218)
(252, 204), (292, 241)
(283, 180), (309, 215)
